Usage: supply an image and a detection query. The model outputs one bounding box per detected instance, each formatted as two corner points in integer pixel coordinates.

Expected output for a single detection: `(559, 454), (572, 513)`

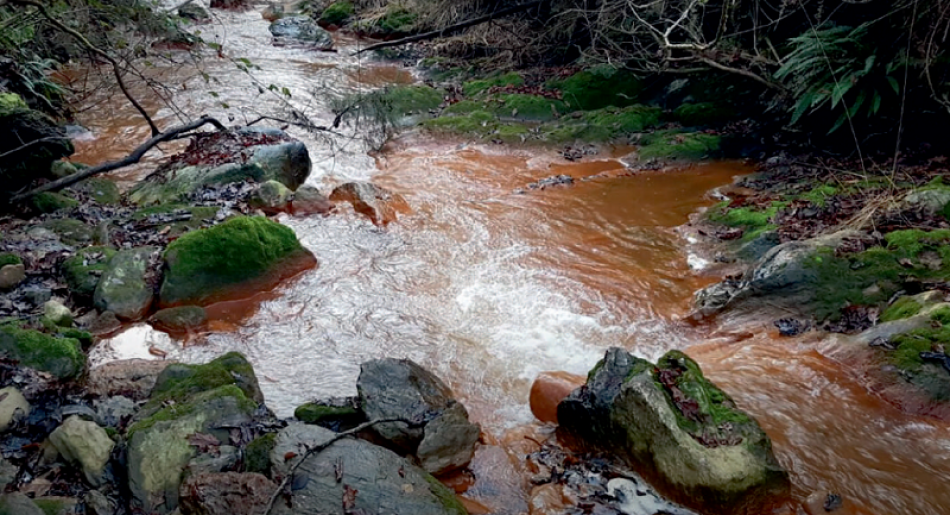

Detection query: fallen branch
(11, 0), (161, 136)
(261, 417), (421, 515)
(10, 116), (227, 203)
(0, 136), (71, 161)
(355, 0), (546, 55)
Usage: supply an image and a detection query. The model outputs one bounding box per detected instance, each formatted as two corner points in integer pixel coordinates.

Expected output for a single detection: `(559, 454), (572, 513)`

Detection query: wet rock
(159, 216), (315, 307)
(330, 181), (407, 225)
(0, 326), (85, 379)
(0, 492), (44, 515)
(150, 352), (263, 407)
(269, 16), (334, 49)
(0, 265), (25, 290)
(292, 185), (332, 215)
(528, 483), (567, 515)
(262, 3), (284, 21)
(185, 445), (240, 476)
(269, 422), (336, 478)
(558, 348), (789, 514)
(0, 386), (30, 432)
(83, 489), (116, 515)
(294, 397), (364, 431)
(94, 246), (158, 321)
(247, 140), (312, 190)
(178, 472), (274, 515)
(62, 246), (116, 299)
(526, 174), (573, 190)
(210, 0), (248, 9)
(773, 318), (806, 337)
(44, 300), (73, 327)
(86, 359), (173, 400)
(88, 310), (122, 335)
(94, 396), (138, 428)
(530, 371), (585, 424)
(268, 424), (467, 515)
(358, 358), (480, 474)
(150, 306), (207, 333)
(48, 415), (115, 486)
(248, 180), (293, 214)
(803, 491), (850, 515)
(178, 1), (210, 21)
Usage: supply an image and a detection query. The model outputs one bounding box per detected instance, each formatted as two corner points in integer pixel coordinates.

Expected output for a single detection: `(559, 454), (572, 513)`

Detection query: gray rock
(23, 286), (53, 306)
(0, 387), (29, 433)
(150, 306), (207, 333)
(292, 185), (332, 215)
(249, 142), (311, 190)
(48, 415), (115, 486)
(0, 492), (44, 515)
(93, 246), (158, 321)
(269, 432), (467, 515)
(94, 396), (138, 428)
(0, 264), (25, 290)
(417, 403), (480, 475)
(268, 423), (336, 478)
(185, 445), (240, 476)
(44, 300), (73, 326)
(248, 180), (293, 214)
(0, 458), (17, 488)
(86, 359), (173, 400)
(84, 489), (116, 515)
(268, 16), (334, 49)
(179, 472), (274, 515)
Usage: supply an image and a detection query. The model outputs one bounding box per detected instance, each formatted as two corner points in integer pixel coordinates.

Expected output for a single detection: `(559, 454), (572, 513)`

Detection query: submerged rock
(558, 348), (789, 514)
(330, 181), (407, 225)
(93, 246), (158, 321)
(269, 16), (334, 49)
(159, 216), (315, 307)
(358, 358), (479, 475)
(268, 424), (467, 515)
(48, 415), (114, 486)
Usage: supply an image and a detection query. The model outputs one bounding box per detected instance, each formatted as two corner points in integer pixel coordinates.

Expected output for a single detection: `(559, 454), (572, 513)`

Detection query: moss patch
(708, 201), (787, 231)
(31, 192), (79, 214)
(0, 325), (85, 378)
(41, 219), (93, 245)
(463, 72), (524, 97)
(881, 296), (924, 322)
(132, 204), (218, 238)
(673, 102), (736, 127)
(320, 1), (353, 25)
(62, 246), (116, 298)
(295, 402), (360, 424)
(128, 384), (256, 438)
(245, 432), (276, 474)
(70, 177), (121, 205)
(0, 253), (22, 268)
(546, 66), (642, 110)
(376, 7), (417, 35)
(159, 216), (311, 306)
(637, 131), (722, 160)
(148, 351), (261, 411)
(489, 94), (567, 121)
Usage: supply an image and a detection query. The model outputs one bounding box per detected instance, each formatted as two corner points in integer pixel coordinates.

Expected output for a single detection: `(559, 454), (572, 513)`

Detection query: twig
(354, 0), (545, 55)
(10, 116), (227, 202)
(261, 417), (420, 515)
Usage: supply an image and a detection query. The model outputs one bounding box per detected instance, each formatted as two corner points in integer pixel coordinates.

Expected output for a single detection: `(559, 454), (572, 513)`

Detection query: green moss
(62, 246), (116, 298)
(546, 66), (642, 110)
(881, 296), (924, 322)
(148, 351), (261, 410)
(320, 1), (353, 25)
(132, 204), (218, 237)
(884, 229), (950, 257)
(708, 200), (787, 230)
(800, 184), (838, 207)
(443, 100), (487, 115)
(0, 93), (27, 113)
(0, 253), (22, 268)
(803, 247), (903, 321)
(931, 306), (950, 325)
(70, 177), (121, 205)
(637, 131), (722, 160)
(245, 432), (276, 474)
(489, 94), (567, 121)
(129, 384), (256, 438)
(33, 498), (74, 515)
(58, 328), (93, 347)
(421, 471), (468, 515)
(295, 403), (359, 424)
(41, 219), (93, 245)
(376, 7), (417, 35)
(160, 216), (310, 306)
(463, 72), (525, 97)
(0, 325), (85, 378)
(32, 192), (79, 214)
(673, 102), (736, 127)
(424, 110), (499, 136)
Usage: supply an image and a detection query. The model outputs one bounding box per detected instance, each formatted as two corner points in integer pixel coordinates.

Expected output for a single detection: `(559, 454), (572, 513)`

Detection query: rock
(185, 445), (240, 477)
(149, 352), (264, 408)
(48, 415), (115, 486)
(178, 2), (210, 20)
(904, 188), (950, 216)
(248, 180), (293, 214)
(244, 433), (276, 475)
(94, 396), (138, 428)
(0, 100), (74, 195)
(294, 397), (364, 431)
(93, 246), (158, 321)
(247, 141), (311, 190)
(0, 492), (44, 515)
(529, 371), (585, 424)
(127, 385), (258, 514)
(358, 358), (479, 474)
(268, 16), (334, 49)
(50, 160), (78, 179)
(268, 423), (336, 478)
(41, 218), (93, 245)
(32, 498), (81, 515)
(0, 264), (25, 290)
(150, 306), (207, 333)
(86, 359), (173, 400)
(262, 2), (284, 21)
(62, 246), (116, 298)
(84, 489), (116, 515)
(292, 184), (332, 215)
(44, 300), (73, 327)
(0, 387), (29, 433)
(31, 192), (79, 214)
(329, 182), (407, 225)
(89, 311), (122, 335)
(159, 216), (316, 307)
(178, 472), (274, 515)
(268, 424), (467, 515)
(558, 348), (789, 514)
(23, 286), (53, 306)
(0, 326), (85, 379)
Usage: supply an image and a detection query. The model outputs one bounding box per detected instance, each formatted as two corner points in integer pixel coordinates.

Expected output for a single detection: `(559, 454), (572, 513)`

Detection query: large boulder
(269, 16), (334, 49)
(0, 325), (85, 379)
(558, 348), (789, 514)
(0, 94), (74, 197)
(358, 358), (479, 475)
(267, 424), (467, 515)
(48, 416), (115, 486)
(159, 216), (316, 307)
(329, 182), (408, 226)
(93, 246), (158, 321)
(128, 129), (311, 205)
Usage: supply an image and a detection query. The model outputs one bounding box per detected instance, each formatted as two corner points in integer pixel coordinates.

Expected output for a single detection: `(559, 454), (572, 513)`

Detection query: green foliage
(881, 296), (923, 322)
(320, 2), (354, 25)
(463, 72), (524, 97)
(775, 24), (902, 133)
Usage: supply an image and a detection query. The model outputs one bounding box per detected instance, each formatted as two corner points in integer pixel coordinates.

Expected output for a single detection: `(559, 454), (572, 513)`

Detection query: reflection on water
(77, 4), (950, 514)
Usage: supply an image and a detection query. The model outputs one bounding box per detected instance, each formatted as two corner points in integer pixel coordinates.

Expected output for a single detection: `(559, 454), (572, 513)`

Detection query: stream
(66, 5), (950, 514)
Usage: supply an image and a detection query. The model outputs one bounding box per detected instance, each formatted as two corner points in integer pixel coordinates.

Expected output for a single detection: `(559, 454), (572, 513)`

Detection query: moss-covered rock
(463, 72), (525, 97)
(248, 180), (293, 213)
(558, 348), (788, 514)
(149, 306), (207, 333)
(295, 398), (364, 431)
(0, 325), (85, 379)
(31, 192), (79, 214)
(673, 102), (736, 127)
(69, 177), (121, 205)
(159, 216), (315, 306)
(488, 94), (567, 121)
(62, 246), (116, 298)
(546, 66), (643, 110)
(132, 204), (218, 237)
(147, 352), (263, 411)
(375, 6), (417, 35)
(93, 246), (157, 321)
(244, 433), (276, 474)
(637, 130), (722, 160)
(50, 160), (78, 179)
(41, 219), (92, 245)
(320, 1), (353, 25)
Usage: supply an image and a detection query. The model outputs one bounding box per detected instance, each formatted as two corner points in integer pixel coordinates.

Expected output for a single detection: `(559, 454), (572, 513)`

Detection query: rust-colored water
(79, 4), (950, 514)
